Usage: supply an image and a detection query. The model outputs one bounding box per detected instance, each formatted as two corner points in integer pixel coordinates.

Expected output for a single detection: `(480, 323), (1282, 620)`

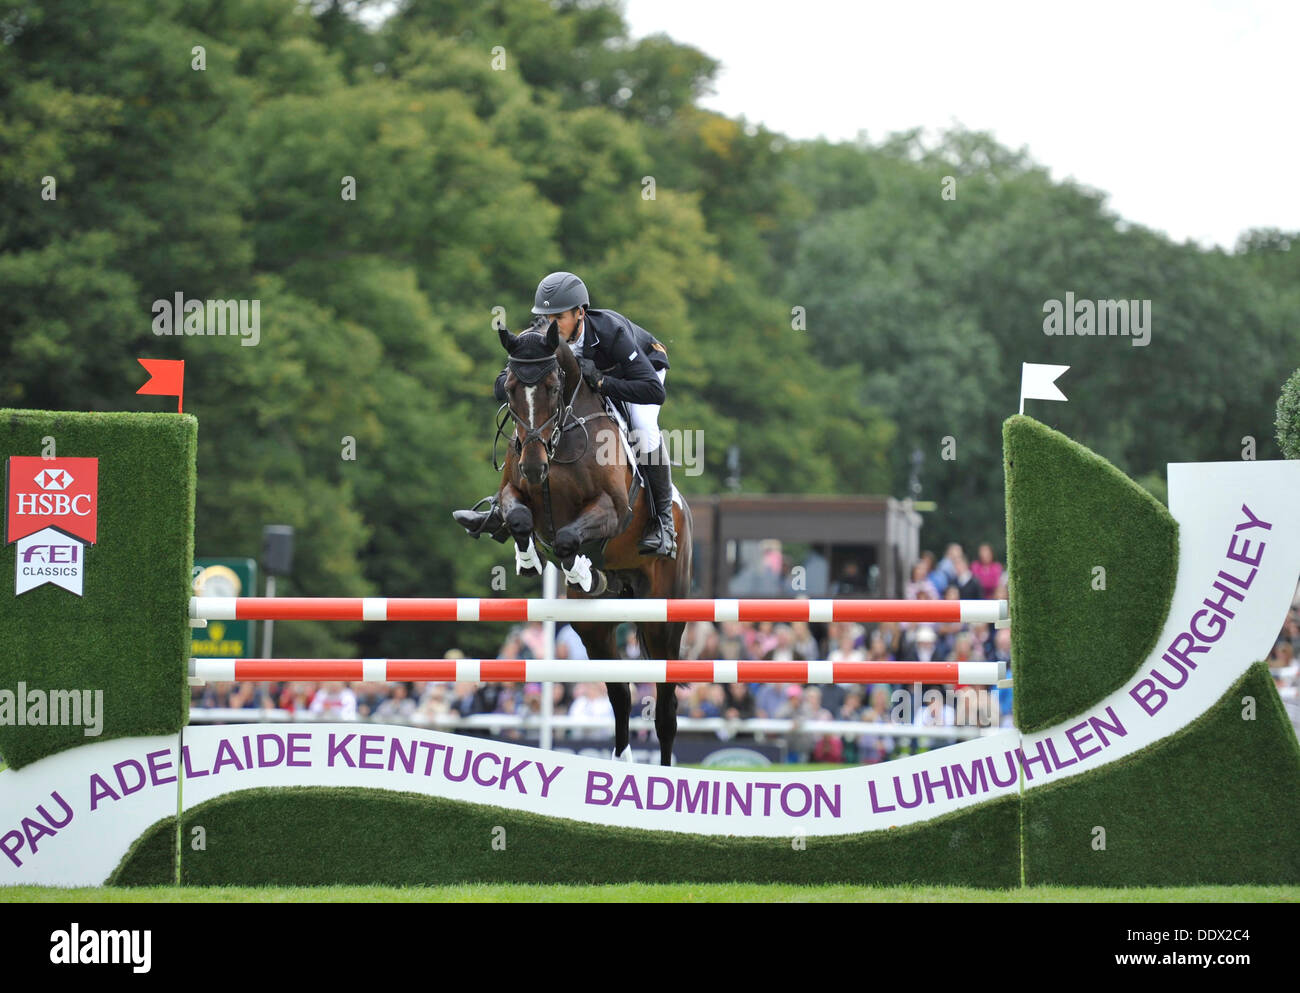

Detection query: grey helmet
(531, 271), (589, 315)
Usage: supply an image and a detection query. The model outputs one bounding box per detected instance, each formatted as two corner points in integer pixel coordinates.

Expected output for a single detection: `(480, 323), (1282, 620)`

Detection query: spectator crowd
(194, 541), (1300, 760)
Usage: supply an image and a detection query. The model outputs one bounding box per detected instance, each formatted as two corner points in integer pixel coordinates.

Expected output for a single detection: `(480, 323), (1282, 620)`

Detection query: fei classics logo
(6, 456), (99, 545)
(6, 457), (99, 597)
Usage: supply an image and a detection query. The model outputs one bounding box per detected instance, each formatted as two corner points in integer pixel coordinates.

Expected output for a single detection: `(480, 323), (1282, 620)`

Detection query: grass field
(4, 884), (1296, 903)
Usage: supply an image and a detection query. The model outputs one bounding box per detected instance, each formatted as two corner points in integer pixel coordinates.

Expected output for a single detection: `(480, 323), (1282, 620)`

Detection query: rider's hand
(578, 357), (604, 394)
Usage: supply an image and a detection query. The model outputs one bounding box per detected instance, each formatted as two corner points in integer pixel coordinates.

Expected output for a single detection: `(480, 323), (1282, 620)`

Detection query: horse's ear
(498, 326), (517, 354)
(545, 319), (559, 352)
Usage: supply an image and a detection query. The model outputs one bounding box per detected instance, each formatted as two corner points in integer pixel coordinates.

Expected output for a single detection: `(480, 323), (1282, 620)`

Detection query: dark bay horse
(495, 321), (693, 765)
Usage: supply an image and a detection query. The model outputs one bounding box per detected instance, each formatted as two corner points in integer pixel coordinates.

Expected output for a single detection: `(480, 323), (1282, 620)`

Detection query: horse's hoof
(611, 747), (635, 764)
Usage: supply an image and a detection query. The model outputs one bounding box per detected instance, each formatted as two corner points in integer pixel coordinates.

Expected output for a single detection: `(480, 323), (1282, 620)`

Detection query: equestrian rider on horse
(453, 271), (678, 558)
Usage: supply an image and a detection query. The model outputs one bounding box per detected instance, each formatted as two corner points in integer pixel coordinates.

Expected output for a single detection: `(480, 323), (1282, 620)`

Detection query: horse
(493, 320), (693, 765)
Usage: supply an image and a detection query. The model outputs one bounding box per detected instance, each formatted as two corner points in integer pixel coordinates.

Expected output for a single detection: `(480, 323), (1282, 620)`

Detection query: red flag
(137, 358), (185, 413)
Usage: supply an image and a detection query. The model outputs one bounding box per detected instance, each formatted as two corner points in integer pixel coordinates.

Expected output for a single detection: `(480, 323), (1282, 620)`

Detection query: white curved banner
(3, 460), (1297, 887)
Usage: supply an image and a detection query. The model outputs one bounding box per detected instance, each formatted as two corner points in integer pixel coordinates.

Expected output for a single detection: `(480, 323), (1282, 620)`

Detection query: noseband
(491, 352), (615, 472)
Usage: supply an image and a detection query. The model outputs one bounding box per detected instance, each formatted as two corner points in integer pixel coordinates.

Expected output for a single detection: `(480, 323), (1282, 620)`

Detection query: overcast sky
(621, 0), (1297, 251)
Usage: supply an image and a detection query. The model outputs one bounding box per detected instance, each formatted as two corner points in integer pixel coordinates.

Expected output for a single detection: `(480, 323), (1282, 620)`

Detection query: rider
(453, 271), (678, 558)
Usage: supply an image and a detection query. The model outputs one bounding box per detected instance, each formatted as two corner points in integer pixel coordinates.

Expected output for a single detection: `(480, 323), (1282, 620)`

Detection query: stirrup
(453, 496), (510, 543)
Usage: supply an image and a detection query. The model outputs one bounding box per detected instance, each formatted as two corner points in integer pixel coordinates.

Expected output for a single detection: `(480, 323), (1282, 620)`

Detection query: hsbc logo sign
(14, 492), (93, 517)
(33, 468), (74, 490)
(6, 456), (99, 545)
(6, 456), (99, 597)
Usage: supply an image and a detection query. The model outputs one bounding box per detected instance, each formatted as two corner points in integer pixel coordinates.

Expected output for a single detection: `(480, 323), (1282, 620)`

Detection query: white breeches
(626, 369), (666, 459)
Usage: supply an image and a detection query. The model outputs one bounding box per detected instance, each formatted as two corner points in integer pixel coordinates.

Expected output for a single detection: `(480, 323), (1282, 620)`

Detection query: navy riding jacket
(495, 308), (669, 406)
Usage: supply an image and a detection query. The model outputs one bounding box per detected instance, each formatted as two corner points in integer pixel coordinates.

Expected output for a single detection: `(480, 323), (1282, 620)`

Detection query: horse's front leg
(499, 484), (542, 576)
(554, 493), (618, 593)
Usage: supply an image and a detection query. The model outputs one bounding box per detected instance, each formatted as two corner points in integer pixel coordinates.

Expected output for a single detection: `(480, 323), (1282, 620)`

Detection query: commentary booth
(688, 495), (921, 599)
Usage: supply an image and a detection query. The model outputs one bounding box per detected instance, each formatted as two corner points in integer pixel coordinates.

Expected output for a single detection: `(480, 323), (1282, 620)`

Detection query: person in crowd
(972, 543), (1004, 598)
(309, 681), (358, 721)
(906, 560), (939, 601)
(724, 682), (757, 720)
(567, 682), (614, 737)
(717, 621), (748, 659)
(790, 620), (820, 661)
(763, 623), (806, 662)
(373, 682), (416, 722)
(950, 550), (984, 600)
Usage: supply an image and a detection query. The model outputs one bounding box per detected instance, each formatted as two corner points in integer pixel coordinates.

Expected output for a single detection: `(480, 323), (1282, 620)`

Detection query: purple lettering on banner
(868, 780), (895, 814)
(113, 759), (147, 796)
(255, 734), (285, 768)
(358, 734), (383, 770)
(1226, 532), (1265, 568)
(416, 741), (446, 777)
(586, 770), (613, 805)
(813, 784), (841, 818)
(1065, 721), (1101, 761)
(754, 782), (780, 816)
(443, 748), (472, 783)
(1, 829), (24, 867)
(953, 758), (988, 798)
(20, 817), (54, 856)
(1130, 678), (1166, 716)
(987, 751), (1019, 788)
(1044, 737), (1077, 770)
(1015, 740), (1052, 780)
(37, 792), (74, 829)
(88, 772), (119, 810)
(1189, 608), (1226, 644)
(1163, 632), (1207, 673)
(388, 737), (416, 774)
(146, 748), (177, 786)
(1236, 503), (1271, 533)
(535, 762), (562, 797)
(497, 757), (530, 794)
(1151, 655), (1191, 690)
(1218, 565), (1256, 591)
(1088, 706), (1126, 746)
(647, 776), (675, 811)
(286, 733), (310, 767)
(921, 765), (952, 804)
(895, 773), (923, 809)
(327, 733), (357, 768)
(182, 745), (209, 779)
(212, 739), (244, 774)
(779, 783), (812, 817)
(471, 752), (500, 787)
(722, 780), (750, 816)
(241, 735), (254, 769)
(613, 774), (643, 809)
(676, 778), (708, 814)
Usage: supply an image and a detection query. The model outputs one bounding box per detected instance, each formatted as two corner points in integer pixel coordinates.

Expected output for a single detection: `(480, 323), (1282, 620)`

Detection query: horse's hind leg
(654, 682), (678, 766)
(640, 618), (685, 766)
(579, 623), (631, 761)
(606, 680), (631, 760)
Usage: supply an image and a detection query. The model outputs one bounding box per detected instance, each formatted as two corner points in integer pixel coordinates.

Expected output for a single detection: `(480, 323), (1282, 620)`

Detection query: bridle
(492, 353), (614, 472)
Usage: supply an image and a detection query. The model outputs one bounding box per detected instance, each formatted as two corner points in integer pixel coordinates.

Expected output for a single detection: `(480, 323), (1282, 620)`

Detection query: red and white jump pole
(189, 658), (1004, 685)
(189, 596), (1008, 625)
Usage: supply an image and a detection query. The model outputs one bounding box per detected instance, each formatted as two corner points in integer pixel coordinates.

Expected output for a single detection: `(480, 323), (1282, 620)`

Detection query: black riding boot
(637, 441), (677, 558)
(452, 495), (512, 543)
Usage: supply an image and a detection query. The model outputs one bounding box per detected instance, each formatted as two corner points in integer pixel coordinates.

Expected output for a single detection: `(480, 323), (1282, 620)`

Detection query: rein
(492, 354), (617, 472)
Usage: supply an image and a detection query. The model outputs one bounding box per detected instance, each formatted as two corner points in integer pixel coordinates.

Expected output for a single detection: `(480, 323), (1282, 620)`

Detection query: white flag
(1019, 363), (1070, 414)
